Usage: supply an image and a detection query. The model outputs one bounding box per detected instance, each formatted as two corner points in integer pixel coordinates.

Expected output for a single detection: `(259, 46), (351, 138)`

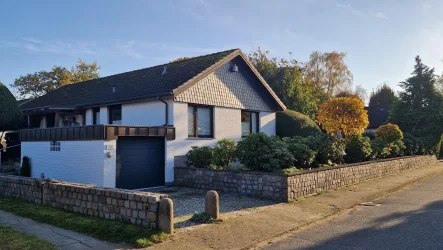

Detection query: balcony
(19, 125), (176, 142)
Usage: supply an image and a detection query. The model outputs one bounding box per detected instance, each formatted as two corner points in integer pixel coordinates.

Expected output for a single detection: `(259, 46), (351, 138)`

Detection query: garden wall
(174, 155), (437, 201)
(0, 176), (168, 229)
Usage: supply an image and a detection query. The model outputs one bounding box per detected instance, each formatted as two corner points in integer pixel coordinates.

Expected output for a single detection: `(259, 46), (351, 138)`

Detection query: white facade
(22, 140), (116, 187)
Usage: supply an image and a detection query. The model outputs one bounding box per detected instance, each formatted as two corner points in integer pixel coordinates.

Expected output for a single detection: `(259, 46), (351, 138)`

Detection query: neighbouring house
(364, 105), (391, 135)
(19, 49), (286, 189)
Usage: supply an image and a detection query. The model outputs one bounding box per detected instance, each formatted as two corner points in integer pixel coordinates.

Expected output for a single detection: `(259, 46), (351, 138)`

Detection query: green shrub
(212, 139), (236, 167)
(403, 133), (419, 156)
(276, 110), (321, 138)
(344, 135), (372, 163)
(20, 156), (31, 177)
(283, 137), (317, 168)
(236, 133), (293, 171)
(375, 123), (403, 144)
(370, 138), (390, 159)
(186, 146), (213, 168)
(389, 140), (406, 157)
(307, 133), (345, 165)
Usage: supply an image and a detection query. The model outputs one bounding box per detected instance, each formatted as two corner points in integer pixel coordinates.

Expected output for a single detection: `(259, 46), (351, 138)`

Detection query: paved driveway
(260, 172), (443, 250)
(144, 187), (277, 227)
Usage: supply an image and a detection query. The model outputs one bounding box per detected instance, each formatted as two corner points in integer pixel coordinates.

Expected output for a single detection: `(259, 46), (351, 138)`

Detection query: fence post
(158, 198), (174, 234)
(205, 190), (219, 219)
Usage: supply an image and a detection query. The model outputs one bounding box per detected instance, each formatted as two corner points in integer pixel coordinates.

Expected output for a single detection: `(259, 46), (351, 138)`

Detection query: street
(260, 173), (443, 250)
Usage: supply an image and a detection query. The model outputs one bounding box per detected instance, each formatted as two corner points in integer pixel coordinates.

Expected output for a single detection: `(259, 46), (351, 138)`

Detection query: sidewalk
(0, 210), (129, 250)
(151, 160), (443, 250)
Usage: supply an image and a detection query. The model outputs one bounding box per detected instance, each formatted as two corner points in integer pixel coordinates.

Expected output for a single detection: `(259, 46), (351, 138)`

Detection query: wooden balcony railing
(19, 125), (176, 142)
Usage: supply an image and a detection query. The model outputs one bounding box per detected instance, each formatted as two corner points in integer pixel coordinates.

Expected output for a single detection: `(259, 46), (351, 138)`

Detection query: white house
(19, 49), (286, 189)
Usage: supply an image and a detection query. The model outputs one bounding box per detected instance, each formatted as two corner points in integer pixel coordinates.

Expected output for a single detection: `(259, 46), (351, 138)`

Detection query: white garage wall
(21, 140), (116, 187)
(260, 112), (276, 136)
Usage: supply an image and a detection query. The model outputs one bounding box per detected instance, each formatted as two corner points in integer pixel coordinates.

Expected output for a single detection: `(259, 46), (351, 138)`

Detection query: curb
(244, 166), (443, 250)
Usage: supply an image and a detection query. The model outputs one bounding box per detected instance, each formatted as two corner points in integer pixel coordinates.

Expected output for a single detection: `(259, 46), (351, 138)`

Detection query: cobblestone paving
(144, 187), (277, 217)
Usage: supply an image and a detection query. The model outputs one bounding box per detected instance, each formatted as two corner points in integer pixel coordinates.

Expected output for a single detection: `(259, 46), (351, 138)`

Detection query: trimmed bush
(344, 135), (372, 163)
(236, 133), (293, 171)
(276, 110), (321, 138)
(0, 82), (22, 131)
(283, 137), (317, 168)
(375, 123), (403, 144)
(307, 133), (345, 165)
(186, 146), (213, 168)
(403, 133), (419, 156)
(212, 139), (236, 167)
(389, 140), (406, 157)
(20, 156), (31, 177)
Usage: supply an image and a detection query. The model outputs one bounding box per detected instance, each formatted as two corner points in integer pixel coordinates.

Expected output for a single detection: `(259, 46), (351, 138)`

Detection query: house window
(50, 141), (61, 151)
(241, 111), (259, 137)
(188, 104), (213, 138)
(93, 107), (100, 125)
(109, 105), (122, 124)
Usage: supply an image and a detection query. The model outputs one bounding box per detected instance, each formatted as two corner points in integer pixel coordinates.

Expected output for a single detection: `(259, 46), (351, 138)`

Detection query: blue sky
(1, 0), (442, 99)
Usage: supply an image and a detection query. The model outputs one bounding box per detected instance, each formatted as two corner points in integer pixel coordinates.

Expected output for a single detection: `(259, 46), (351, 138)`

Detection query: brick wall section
(0, 176), (167, 229)
(174, 155), (437, 202)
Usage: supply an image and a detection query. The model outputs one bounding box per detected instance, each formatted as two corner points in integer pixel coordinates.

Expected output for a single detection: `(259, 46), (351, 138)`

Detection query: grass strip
(0, 225), (57, 250)
(0, 196), (167, 247)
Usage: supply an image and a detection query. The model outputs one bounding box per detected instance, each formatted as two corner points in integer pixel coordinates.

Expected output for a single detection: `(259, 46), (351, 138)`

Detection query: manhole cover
(359, 202), (381, 207)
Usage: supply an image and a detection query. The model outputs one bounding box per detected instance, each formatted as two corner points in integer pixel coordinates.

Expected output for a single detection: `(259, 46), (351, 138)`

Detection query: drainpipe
(159, 97), (169, 126)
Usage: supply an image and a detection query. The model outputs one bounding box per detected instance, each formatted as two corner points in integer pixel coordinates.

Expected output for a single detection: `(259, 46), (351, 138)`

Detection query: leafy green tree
(369, 83), (396, 107)
(249, 48), (318, 118)
(0, 82), (22, 131)
(12, 59), (100, 98)
(390, 56), (443, 139)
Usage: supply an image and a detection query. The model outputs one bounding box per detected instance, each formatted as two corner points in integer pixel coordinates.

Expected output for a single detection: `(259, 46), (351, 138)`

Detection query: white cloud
(336, 3), (388, 20)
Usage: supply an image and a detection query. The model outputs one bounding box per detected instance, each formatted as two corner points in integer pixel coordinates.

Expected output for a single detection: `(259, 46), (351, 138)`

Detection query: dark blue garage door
(116, 137), (165, 189)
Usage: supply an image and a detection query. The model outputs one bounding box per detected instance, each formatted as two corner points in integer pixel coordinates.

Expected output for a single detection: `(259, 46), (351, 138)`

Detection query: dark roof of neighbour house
(21, 49), (286, 112)
(365, 105), (391, 129)
(17, 98), (33, 106)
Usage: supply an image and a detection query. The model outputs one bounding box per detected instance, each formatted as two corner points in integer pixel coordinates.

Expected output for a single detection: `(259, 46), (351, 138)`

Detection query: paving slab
(0, 210), (130, 250)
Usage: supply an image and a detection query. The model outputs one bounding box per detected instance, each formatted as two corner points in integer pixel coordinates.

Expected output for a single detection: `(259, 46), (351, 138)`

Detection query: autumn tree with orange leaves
(316, 97), (369, 137)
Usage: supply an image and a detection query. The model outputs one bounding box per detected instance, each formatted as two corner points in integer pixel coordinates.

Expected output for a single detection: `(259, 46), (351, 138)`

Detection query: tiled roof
(21, 49), (238, 111)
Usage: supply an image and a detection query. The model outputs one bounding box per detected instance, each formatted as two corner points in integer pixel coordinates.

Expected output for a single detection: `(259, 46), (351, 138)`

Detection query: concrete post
(205, 190), (219, 219)
(158, 198), (174, 234)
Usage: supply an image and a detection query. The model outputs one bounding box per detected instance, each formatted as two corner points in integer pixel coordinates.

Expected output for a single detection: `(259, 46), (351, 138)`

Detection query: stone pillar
(205, 190), (219, 219)
(158, 198), (174, 234)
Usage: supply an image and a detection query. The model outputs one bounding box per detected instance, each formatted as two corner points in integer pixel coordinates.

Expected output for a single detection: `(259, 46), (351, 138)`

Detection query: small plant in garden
(370, 138), (390, 159)
(389, 140), (406, 157)
(235, 133), (293, 171)
(20, 156), (31, 177)
(344, 135), (372, 163)
(307, 133), (345, 165)
(283, 137), (317, 168)
(191, 212), (216, 224)
(375, 123), (403, 145)
(212, 139), (236, 168)
(135, 233), (169, 248)
(186, 146), (213, 168)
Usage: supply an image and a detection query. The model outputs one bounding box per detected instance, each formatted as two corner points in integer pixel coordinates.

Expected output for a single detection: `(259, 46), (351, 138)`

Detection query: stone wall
(0, 176), (168, 229)
(174, 155), (437, 202)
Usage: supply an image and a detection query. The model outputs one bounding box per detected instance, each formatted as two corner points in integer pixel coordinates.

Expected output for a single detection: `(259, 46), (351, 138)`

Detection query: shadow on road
(302, 200), (443, 249)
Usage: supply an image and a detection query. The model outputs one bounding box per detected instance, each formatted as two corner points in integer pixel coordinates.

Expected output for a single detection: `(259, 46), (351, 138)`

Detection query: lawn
(0, 196), (167, 248)
(0, 225), (57, 250)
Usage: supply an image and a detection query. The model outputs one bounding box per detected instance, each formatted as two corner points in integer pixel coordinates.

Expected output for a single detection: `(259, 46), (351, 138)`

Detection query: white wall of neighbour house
(21, 140), (117, 188)
(85, 109), (93, 125)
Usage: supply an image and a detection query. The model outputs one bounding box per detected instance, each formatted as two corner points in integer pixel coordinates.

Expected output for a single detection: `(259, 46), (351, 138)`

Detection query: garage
(116, 137), (165, 189)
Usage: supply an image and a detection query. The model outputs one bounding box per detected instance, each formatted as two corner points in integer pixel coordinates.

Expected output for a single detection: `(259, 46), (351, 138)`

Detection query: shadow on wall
(301, 200), (443, 249)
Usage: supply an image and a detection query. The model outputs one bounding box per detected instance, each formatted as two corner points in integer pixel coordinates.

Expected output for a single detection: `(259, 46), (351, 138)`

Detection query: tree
(170, 56), (194, 62)
(369, 83), (396, 107)
(335, 85), (367, 103)
(0, 82), (22, 131)
(305, 51), (353, 97)
(316, 97), (369, 137)
(249, 48), (319, 118)
(390, 56), (443, 138)
(375, 123), (403, 145)
(12, 59), (100, 98)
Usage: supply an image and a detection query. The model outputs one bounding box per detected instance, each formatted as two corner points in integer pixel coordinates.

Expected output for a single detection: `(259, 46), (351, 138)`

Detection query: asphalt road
(260, 173), (443, 250)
